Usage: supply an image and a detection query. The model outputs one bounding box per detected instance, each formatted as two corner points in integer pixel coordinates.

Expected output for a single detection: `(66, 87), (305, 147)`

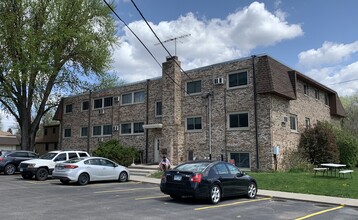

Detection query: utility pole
(155, 34), (191, 56)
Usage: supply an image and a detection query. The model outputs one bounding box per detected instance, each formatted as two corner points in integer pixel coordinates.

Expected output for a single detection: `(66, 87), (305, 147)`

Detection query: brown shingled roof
(255, 55), (345, 118)
(256, 55), (296, 100)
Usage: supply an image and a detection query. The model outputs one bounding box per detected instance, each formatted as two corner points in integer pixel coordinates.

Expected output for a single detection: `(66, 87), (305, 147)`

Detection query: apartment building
(54, 55), (345, 171)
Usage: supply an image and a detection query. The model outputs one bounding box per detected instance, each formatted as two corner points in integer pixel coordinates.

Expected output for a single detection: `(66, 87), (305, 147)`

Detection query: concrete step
(128, 164), (159, 176)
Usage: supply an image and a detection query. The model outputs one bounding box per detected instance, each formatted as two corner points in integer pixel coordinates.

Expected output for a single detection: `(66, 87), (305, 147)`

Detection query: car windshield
(64, 158), (84, 163)
(39, 153), (57, 160)
(176, 162), (210, 172)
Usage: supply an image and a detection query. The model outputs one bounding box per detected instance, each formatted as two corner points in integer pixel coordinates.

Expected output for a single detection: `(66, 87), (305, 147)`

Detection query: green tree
(0, 0), (117, 150)
(334, 128), (358, 168)
(92, 139), (139, 167)
(340, 93), (358, 135)
(299, 122), (339, 165)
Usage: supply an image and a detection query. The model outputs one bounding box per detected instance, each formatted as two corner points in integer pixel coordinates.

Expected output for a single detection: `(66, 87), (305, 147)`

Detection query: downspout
(87, 91), (92, 153)
(145, 79), (150, 164)
(252, 55), (259, 170)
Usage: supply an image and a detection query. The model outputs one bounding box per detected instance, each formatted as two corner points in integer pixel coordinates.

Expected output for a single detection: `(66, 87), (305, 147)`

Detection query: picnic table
(320, 163), (346, 177)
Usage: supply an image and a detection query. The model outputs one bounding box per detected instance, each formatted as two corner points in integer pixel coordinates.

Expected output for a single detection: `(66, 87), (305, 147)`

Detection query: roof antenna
(155, 33), (191, 56)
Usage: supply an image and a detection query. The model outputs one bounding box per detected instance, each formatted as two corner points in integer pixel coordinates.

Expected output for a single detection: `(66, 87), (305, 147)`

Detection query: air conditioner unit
(282, 116), (288, 123)
(98, 138), (104, 142)
(98, 109), (104, 114)
(281, 116), (288, 127)
(114, 96), (120, 102)
(213, 77), (224, 85)
(113, 125), (119, 131)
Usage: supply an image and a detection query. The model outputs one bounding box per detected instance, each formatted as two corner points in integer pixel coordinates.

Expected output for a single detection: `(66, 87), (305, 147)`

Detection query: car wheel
(21, 174), (33, 179)
(60, 179), (70, 185)
(247, 182), (257, 199)
(170, 194), (181, 200)
(35, 168), (48, 181)
(209, 184), (221, 204)
(4, 164), (16, 175)
(118, 171), (128, 182)
(77, 173), (90, 185)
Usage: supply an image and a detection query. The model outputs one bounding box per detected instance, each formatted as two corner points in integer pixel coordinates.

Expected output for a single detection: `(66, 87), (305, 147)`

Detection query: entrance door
(154, 138), (160, 163)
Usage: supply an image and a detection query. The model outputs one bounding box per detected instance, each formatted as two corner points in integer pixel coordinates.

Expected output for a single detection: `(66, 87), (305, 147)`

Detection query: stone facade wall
(59, 56), (342, 170)
(270, 79), (333, 170)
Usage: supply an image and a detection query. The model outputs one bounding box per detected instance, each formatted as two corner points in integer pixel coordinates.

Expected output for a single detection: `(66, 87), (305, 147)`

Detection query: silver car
(52, 157), (130, 185)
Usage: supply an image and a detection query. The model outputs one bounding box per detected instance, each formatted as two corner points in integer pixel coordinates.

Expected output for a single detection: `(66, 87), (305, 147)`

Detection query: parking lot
(1, 174), (357, 220)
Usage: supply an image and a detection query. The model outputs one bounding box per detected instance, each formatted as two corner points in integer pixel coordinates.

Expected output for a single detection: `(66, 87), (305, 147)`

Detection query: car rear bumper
(52, 171), (78, 181)
(160, 183), (208, 199)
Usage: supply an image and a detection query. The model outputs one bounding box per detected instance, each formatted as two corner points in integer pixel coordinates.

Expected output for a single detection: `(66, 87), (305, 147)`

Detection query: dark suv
(0, 150), (38, 175)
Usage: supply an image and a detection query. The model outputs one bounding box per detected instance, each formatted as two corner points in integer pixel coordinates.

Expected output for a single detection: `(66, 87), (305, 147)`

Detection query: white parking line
(195, 197), (272, 211)
(135, 195), (169, 200)
(94, 187), (158, 194)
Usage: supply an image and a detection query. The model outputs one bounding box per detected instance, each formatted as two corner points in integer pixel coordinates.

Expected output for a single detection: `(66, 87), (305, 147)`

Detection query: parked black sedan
(0, 150), (38, 175)
(160, 160), (257, 204)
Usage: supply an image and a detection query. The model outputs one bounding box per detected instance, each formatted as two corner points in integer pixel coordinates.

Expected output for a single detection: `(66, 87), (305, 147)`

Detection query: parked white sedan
(52, 157), (130, 185)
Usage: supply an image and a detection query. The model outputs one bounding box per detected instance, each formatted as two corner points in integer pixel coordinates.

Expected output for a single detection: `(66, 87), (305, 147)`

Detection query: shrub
(298, 122), (339, 165)
(284, 151), (314, 173)
(92, 139), (139, 167)
(334, 129), (358, 168)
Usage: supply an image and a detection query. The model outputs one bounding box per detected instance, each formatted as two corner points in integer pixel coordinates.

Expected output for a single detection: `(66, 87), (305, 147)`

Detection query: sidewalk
(130, 175), (358, 207)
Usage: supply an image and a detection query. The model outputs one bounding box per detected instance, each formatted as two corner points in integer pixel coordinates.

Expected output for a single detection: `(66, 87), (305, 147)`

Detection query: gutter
(252, 55), (259, 170)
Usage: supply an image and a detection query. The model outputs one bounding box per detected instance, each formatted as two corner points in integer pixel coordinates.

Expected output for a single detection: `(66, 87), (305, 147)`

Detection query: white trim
(121, 90), (145, 106)
(120, 122), (145, 135)
(227, 112), (250, 130)
(185, 116), (203, 132)
(227, 70), (249, 90)
(185, 79), (202, 96)
(290, 114), (298, 132)
(143, 124), (163, 129)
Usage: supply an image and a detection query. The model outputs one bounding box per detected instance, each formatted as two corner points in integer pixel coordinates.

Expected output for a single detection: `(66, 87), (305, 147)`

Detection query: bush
(92, 139), (139, 167)
(334, 129), (358, 168)
(299, 122), (339, 165)
(284, 151), (314, 173)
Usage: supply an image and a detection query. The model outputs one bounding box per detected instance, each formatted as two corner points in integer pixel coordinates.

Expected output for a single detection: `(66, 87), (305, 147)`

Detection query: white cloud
(298, 41), (358, 68)
(111, 1), (303, 82)
(304, 62), (358, 96)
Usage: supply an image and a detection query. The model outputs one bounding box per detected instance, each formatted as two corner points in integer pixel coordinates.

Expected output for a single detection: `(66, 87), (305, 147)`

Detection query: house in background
(0, 131), (20, 151)
(34, 124), (60, 155)
(54, 55), (345, 171)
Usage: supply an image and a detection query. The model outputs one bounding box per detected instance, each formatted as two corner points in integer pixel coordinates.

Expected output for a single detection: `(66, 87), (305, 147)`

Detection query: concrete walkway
(130, 175), (358, 207)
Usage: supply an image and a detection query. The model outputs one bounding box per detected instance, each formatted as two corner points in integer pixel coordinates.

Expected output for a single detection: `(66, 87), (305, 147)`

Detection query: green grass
(150, 169), (358, 199)
(247, 169), (358, 199)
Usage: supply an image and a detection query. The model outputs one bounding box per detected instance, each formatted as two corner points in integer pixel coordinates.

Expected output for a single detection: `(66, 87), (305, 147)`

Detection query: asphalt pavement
(130, 175), (358, 208)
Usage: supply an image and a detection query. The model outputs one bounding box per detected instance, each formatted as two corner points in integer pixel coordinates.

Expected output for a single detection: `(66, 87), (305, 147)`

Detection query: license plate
(174, 175), (182, 181)
(20, 168), (23, 172)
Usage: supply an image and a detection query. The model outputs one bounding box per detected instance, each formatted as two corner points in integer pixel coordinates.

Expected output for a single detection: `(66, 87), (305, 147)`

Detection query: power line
(102, 0), (201, 104)
(328, 78), (358, 85)
(130, 0), (195, 82)
(102, 0), (161, 69)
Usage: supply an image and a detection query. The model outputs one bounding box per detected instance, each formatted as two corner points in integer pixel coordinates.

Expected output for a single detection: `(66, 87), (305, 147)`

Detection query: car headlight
(27, 163), (36, 168)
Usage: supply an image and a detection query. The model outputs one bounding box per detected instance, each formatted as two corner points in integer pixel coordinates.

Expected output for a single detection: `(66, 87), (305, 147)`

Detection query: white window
(303, 84), (309, 96)
(229, 152), (250, 169)
(228, 112), (249, 129)
(228, 71), (248, 88)
(121, 91), (145, 105)
(82, 101), (89, 111)
(65, 104), (73, 113)
(290, 115), (297, 132)
(186, 80), (202, 95)
(155, 101), (162, 117)
(81, 127), (88, 137)
(324, 94), (329, 105)
(93, 97), (113, 109)
(120, 122), (144, 135)
(92, 125), (112, 136)
(314, 89), (320, 100)
(64, 128), (71, 138)
(305, 118), (310, 128)
(186, 117), (202, 131)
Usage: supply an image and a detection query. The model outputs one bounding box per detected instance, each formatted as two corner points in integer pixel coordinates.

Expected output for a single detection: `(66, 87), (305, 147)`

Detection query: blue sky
(1, 0), (358, 131)
(111, 0), (358, 96)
